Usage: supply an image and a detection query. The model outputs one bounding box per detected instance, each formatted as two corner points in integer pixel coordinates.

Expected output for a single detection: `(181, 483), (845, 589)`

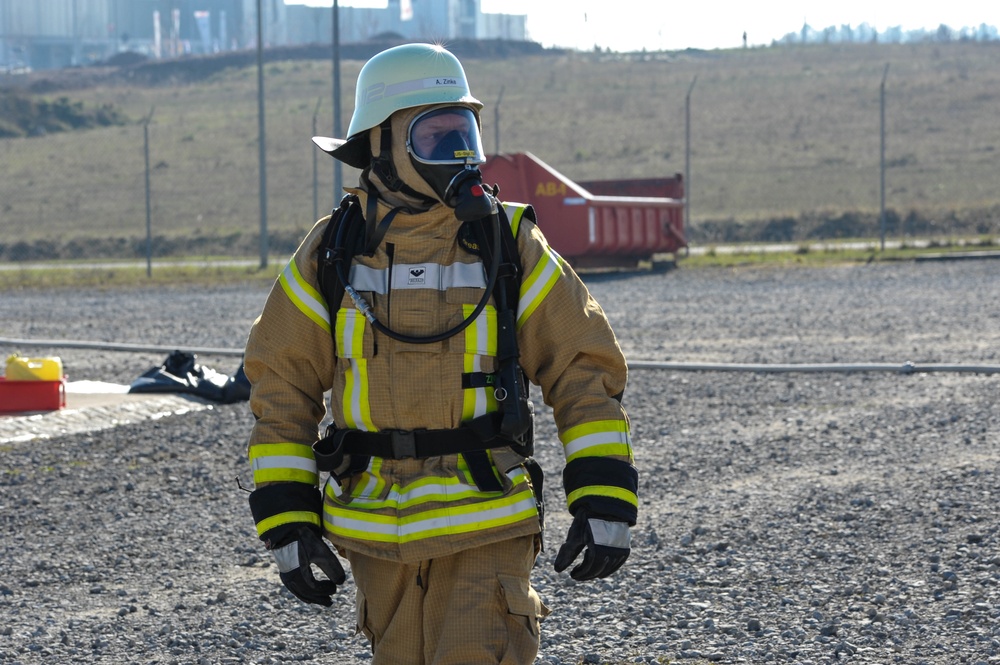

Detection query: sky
(292, 0), (997, 52)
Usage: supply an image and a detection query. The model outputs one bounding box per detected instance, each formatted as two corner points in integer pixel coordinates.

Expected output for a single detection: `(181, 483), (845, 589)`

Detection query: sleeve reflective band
(516, 242), (564, 330)
(248, 482), (323, 543)
(561, 419), (633, 463)
(279, 258), (331, 334)
(249, 442), (318, 485)
(502, 203), (526, 237)
(563, 457), (638, 525)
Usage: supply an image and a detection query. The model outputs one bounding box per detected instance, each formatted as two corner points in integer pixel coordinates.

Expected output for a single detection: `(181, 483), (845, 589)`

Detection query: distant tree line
(776, 22), (999, 45)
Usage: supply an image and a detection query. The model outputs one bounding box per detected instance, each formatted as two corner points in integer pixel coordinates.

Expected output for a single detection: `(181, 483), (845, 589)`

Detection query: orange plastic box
(0, 377), (67, 413)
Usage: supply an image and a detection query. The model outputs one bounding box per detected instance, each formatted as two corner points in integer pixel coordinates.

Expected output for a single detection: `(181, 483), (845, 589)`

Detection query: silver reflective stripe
(271, 540), (300, 573)
(349, 262), (485, 293)
(588, 519), (631, 549)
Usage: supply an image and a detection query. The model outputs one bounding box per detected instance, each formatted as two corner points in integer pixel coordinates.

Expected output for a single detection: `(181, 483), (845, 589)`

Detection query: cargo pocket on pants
(355, 589), (375, 644)
(498, 573), (551, 663)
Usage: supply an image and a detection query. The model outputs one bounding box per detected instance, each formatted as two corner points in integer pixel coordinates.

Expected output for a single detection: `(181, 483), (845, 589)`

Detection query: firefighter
(244, 43), (638, 665)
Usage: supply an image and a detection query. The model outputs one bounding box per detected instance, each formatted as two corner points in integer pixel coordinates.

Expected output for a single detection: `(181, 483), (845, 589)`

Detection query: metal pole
(72, 0), (79, 65)
(143, 107), (155, 277)
(494, 86), (505, 154)
(313, 97), (322, 221)
(256, 0), (269, 269)
(879, 63), (889, 252)
(685, 76), (697, 235)
(332, 0), (343, 204)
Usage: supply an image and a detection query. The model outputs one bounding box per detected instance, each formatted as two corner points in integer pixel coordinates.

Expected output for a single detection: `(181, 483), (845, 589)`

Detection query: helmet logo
(361, 83), (385, 107)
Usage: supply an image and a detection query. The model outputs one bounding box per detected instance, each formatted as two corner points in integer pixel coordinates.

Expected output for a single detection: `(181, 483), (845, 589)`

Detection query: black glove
(270, 526), (346, 606)
(554, 509), (631, 581)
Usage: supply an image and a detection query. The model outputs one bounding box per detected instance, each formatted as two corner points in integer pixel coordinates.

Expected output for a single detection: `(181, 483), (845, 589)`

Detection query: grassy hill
(1, 40), (998, 261)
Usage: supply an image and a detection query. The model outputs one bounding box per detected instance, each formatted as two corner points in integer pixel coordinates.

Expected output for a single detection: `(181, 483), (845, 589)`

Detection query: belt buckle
(390, 430), (417, 459)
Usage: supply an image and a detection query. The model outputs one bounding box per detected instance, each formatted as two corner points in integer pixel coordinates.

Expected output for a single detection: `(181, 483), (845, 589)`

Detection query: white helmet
(314, 43), (483, 169)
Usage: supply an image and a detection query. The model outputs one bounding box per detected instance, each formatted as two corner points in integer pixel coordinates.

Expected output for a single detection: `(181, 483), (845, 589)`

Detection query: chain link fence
(671, 44), (1000, 247)
(2, 43), (998, 267)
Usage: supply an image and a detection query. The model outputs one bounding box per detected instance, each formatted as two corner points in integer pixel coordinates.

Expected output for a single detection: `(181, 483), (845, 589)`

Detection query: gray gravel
(1, 260), (999, 664)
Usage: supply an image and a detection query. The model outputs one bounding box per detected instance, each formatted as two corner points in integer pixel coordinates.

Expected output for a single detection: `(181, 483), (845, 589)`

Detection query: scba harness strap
(315, 194), (536, 494)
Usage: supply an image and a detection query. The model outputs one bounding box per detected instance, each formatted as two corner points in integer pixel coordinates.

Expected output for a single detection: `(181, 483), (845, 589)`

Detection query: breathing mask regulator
(406, 106), (494, 222)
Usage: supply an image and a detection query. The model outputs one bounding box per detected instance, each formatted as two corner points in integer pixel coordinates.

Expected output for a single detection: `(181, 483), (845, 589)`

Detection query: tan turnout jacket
(246, 189), (636, 563)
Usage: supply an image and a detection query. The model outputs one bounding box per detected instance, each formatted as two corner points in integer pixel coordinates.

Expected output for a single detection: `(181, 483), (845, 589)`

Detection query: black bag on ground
(129, 350), (250, 403)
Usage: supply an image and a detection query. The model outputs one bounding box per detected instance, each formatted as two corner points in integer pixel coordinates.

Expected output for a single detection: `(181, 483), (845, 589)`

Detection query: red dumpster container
(481, 152), (685, 269)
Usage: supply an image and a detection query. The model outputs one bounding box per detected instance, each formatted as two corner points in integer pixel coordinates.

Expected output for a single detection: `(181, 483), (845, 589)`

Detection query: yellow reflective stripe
(347, 467), (529, 510)
(249, 443), (318, 484)
(279, 259), (330, 334)
(342, 358), (376, 431)
(335, 308), (366, 358)
(324, 511), (404, 542)
(462, 303), (479, 421)
(503, 203), (526, 236)
(348, 458), (387, 499)
(256, 510), (321, 536)
(398, 492), (536, 542)
(462, 304), (498, 421)
(463, 304), (497, 356)
(249, 442), (315, 461)
(324, 488), (537, 543)
(252, 467), (318, 485)
(562, 419), (633, 462)
(462, 351), (478, 421)
(517, 245), (564, 330)
(566, 485), (639, 508)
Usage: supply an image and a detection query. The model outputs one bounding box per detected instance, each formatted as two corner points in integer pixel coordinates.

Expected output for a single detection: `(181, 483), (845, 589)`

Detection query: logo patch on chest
(408, 267), (427, 285)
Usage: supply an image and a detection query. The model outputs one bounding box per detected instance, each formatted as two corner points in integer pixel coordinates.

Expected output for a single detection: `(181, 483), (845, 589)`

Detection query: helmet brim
(312, 135), (371, 170)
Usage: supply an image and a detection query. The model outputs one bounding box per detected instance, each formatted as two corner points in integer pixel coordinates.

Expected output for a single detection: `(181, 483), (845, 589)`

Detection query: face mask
(407, 107), (493, 221)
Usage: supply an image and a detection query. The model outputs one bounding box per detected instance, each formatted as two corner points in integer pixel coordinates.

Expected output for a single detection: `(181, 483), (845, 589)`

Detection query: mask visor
(407, 107), (485, 165)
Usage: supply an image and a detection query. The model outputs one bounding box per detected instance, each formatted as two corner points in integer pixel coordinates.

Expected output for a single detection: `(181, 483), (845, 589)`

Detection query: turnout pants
(345, 535), (550, 665)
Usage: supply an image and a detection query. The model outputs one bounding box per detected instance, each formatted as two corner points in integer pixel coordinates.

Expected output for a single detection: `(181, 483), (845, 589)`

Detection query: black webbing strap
(318, 195), (365, 322)
(462, 371), (496, 389)
(337, 413), (509, 460)
(316, 423), (507, 493)
(336, 418), (507, 492)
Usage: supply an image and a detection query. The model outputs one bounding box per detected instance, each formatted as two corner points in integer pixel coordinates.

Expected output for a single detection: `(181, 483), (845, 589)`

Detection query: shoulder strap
(466, 203), (527, 312)
(317, 195), (366, 327)
(496, 203), (529, 311)
(466, 203), (533, 444)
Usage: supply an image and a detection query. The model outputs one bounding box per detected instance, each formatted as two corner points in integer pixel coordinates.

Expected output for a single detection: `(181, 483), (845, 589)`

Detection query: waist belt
(314, 413), (527, 493)
(338, 426), (510, 460)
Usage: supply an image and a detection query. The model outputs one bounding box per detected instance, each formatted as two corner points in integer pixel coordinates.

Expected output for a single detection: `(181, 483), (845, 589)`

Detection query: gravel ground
(1, 260), (999, 665)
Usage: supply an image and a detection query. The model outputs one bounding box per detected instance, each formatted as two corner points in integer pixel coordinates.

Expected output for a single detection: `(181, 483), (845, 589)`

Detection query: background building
(0, 0), (525, 71)
(285, 0), (525, 44)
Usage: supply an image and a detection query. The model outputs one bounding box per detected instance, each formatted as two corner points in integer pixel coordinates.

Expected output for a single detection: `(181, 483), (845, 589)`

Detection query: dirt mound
(2, 39), (556, 93)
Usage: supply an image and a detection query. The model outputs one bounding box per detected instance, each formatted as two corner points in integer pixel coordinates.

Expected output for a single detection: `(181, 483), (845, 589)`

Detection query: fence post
(879, 63), (889, 251)
(494, 86), (505, 154)
(143, 107), (155, 278)
(332, 0), (343, 205)
(256, 0), (269, 270)
(313, 97), (322, 222)
(685, 76), (697, 236)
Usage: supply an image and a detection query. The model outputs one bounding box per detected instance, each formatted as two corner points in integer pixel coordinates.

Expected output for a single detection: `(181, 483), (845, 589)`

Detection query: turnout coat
(245, 189), (638, 563)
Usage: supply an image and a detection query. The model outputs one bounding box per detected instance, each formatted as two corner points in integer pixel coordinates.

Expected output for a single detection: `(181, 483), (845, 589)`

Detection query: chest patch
(407, 266), (427, 285)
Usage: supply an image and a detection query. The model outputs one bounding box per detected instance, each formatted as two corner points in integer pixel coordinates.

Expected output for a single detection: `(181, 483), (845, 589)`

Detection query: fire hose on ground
(2, 337), (999, 375)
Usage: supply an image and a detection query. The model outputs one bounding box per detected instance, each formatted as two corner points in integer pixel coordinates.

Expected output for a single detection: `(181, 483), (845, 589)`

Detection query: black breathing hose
(333, 197), (502, 345)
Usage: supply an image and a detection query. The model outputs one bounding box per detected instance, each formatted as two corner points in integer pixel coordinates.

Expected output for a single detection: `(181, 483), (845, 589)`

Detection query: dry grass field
(1, 40), (999, 258)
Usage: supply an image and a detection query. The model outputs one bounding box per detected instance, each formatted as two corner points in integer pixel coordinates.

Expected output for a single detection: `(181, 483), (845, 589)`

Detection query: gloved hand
(554, 509), (631, 581)
(270, 526), (346, 606)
